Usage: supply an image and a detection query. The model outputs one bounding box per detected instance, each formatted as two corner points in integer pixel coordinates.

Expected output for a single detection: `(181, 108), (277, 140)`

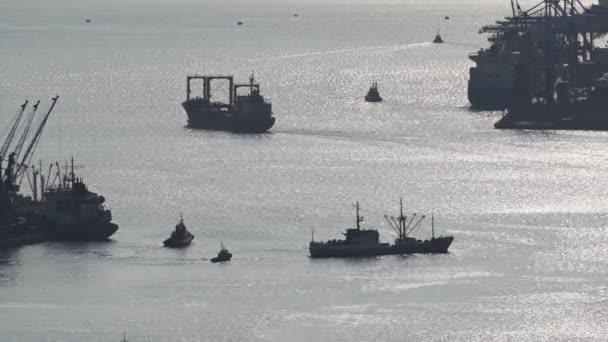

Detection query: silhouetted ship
(1, 98), (56, 246)
(433, 33), (444, 43)
(496, 60), (608, 130)
(364, 81), (383, 102)
(211, 243), (232, 263)
(470, 0), (608, 111)
(309, 201), (453, 258)
(163, 216), (194, 247)
(38, 159), (119, 241)
(182, 74), (275, 133)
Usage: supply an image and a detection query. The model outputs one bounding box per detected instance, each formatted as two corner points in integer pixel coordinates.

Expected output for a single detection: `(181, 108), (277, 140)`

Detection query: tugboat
(364, 81), (383, 102)
(163, 215), (194, 248)
(211, 243), (232, 263)
(182, 74), (275, 133)
(309, 201), (453, 258)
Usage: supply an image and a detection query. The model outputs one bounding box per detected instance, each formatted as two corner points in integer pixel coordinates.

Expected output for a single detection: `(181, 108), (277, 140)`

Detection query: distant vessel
(433, 32), (444, 43)
(237, 21), (243, 26)
(163, 216), (194, 247)
(364, 81), (383, 102)
(211, 243), (232, 263)
(182, 74), (276, 133)
(309, 201), (453, 258)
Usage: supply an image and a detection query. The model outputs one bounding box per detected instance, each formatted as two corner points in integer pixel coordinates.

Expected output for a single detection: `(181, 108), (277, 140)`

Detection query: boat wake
(249, 42), (432, 62)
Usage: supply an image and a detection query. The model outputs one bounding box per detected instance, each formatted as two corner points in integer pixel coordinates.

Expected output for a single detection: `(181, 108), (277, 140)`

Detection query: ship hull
(211, 254), (232, 263)
(183, 102), (275, 133)
(47, 222), (119, 241)
(495, 110), (608, 131)
(163, 234), (194, 248)
(0, 217), (47, 248)
(309, 237), (453, 258)
(468, 83), (514, 110)
(364, 96), (382, 102)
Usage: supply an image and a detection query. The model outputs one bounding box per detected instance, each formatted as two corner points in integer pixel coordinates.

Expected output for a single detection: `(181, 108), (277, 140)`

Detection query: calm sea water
(2, 0), (608, 341)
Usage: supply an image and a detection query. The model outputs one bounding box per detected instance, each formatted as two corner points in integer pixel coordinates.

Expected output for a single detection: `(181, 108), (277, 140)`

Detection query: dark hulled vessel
(309, 201), (453, 258)
(211, 243), (232, 263)
(163, 216), (194, 248)
(182, 74), (275, 133)
(364, 81), (383, 102)
(42, 169), (118, 241)
(495, 61), (608, 130)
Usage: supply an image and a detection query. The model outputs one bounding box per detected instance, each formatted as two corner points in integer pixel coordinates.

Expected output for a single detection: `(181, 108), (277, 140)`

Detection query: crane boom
(12, 100), (40, 163)
(0, 100), (28, 159)
(15, 96), (59, 180)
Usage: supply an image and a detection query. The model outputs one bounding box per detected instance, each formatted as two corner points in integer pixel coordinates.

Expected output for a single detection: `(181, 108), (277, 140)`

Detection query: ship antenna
(70, 156), (75, 186)
(310, 227), (315, 242)
(431, 212), (435, 239)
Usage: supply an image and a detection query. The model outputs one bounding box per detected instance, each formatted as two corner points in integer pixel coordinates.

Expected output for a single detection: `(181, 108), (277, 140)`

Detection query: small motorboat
(211, 244), (232, 263)
(237, 21), (243, 26)
(163, 216), (194, 248)
(364, 81), (382, 102)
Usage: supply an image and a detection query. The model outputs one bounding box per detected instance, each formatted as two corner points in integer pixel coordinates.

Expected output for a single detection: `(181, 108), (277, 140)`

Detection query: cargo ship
(182, 74), (275, 133)
(309, 201), (453, 258)
(468, 0), (608, 112)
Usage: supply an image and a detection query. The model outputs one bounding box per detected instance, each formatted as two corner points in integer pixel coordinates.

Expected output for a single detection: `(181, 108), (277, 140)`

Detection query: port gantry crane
(0, 96), (59, 196)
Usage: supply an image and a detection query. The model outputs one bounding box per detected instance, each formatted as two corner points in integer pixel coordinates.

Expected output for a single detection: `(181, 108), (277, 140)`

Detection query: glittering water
(2, 0), (608, 341)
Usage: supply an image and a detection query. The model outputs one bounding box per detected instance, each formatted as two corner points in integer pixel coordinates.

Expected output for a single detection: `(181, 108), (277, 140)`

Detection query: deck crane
(12, 100), (40, 163)
(14, 96), (59, 184)
(0, 100), (29, 160)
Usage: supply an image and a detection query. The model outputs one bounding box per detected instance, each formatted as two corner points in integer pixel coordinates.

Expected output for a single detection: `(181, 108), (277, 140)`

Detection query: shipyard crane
(12, 100), (40, 163)
(0, 100), (28, 160)
(14, 96), (59, 184)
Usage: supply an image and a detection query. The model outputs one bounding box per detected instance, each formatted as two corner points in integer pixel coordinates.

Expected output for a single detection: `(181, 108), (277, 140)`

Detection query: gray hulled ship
(0, 98), (58, 247)
(182, 74), (275, 133)
(309, 201), (453, 258)
(22, 158), (119, 241)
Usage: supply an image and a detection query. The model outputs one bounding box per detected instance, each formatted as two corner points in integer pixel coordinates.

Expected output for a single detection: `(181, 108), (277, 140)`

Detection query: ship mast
(355, 201), (363, 230)
(398, 198), (406, 239)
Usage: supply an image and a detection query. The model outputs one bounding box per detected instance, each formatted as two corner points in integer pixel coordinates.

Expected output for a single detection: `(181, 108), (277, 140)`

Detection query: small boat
(364, 81), (383, 102)
(433, 33), (444, 43)
(163, 216), (194, 248)
(86, 19), (91, 23)
(237, 21), (243, 26)
(211, 243), (232, 263)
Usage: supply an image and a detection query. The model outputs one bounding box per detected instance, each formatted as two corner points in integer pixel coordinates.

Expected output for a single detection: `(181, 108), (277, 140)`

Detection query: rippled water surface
(2, 0), (608, 341)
